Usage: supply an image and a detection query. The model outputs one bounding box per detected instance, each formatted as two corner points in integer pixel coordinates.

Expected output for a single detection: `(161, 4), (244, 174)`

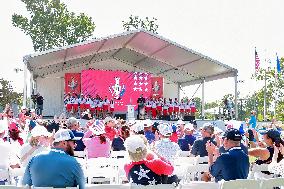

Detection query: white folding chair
(0, 169), (9, 184)
(86, 157), (116, 184)
(74, 151), (86, 159)
(8, 167), (25, 185)
(195, 156), (208, 164)
(86, 184), (130, 189)
(179, 151), (190, 157)
(181, 181), (219, 189)
(130, 184), (177, 189)
(260, 177), (284, 189)
(111, 151), (128, 159)
(219, 179), (260, 189)
(32, 187), (78, 189)
(183, 164), (209, 182)
(249, 164), (273, 180)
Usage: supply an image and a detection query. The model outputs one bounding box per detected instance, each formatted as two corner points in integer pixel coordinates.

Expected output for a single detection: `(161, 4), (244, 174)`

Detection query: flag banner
(255, 49), (260, 73)
(65, 73), (81, 94)
(277, 55), (281, 74)
(81, 70), (152, 111)
(151, 77), (164, 98)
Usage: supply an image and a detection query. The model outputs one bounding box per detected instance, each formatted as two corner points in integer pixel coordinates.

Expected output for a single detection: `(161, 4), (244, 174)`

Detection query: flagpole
(264, 68), (267, 121)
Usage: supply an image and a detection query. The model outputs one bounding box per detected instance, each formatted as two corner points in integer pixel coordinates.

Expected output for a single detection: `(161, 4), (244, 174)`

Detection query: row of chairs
(1, 178), (284, 189)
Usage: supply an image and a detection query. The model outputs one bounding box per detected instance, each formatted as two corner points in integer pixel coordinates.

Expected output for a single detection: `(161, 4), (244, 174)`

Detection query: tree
(253, 57), (284, 121)
(0, 79), (23, 110)
(12, 0), (95, 52)
(122, 15), (159, 34)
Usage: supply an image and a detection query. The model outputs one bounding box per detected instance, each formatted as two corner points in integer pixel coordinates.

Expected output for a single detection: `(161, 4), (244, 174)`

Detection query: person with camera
(35, 93), (44, 116)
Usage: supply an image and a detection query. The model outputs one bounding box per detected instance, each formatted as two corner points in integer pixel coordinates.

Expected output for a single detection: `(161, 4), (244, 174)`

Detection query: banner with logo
(65, 73), (81, 94)
(151, 77), (163, 98)
(81, 70), (152, 111)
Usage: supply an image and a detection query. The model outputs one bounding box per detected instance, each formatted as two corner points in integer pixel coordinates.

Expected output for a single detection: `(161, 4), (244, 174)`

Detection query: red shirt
(105, 126), (117, 141)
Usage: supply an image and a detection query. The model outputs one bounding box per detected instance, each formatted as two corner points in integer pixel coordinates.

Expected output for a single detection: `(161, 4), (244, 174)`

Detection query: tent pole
(23, 62), (28, 107)
(234, 74), (238, 120)
(201, 79), (205, 120)
(177, 83), (181, 101)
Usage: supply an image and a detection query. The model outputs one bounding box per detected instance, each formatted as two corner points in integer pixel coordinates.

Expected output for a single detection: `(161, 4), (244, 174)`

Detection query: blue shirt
(178, 135), (196, 151)
(144, 131), (155, 144)
(249, 115), (256, 129)
(22, 148), (85, 189)
(112, 137), (126, 151)
(219, 143), (248, 155)
(72, 130), (85, 151)
(210, 147), (249, 182)
(190, 137), (216, 157)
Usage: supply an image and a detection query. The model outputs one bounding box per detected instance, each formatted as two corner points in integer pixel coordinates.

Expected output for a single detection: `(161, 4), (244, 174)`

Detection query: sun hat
(53, 129), (81, 142)
(124, 135), (146, 153)
(143, 119), (153, 127)
(31, 126), (51, 137)
(104, 116), (116, 124)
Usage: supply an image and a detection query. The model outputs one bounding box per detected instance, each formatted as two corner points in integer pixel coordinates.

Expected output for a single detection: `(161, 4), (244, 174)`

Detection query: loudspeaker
(114, 113), (126, 120)
(183, 115), (195, 121)
(159, 115), (171, 121)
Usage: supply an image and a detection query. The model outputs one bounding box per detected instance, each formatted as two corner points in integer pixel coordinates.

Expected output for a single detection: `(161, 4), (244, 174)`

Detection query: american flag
(255, 49), (260, 73)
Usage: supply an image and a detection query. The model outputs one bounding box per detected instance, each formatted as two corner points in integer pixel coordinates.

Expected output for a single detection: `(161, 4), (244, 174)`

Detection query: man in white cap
(178, 123), (196, 151)
(19, 126), (51, 167)
(143, 119), (155, 144)
(22, 129), (85, 189)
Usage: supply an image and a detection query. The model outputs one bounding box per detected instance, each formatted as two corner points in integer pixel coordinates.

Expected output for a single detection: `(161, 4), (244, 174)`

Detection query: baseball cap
(31, 126), (51, 137)
(200, 122), (214, 135)
(259, 129), (280, 141)
(104, 116), (116, 124)
(53, 129), (81, 142)
(124, 135), (146, 153)
(177, 120), (185, 125)
(143, 119), (153, 127)
(223, 128), (242, 141)
(158, 123), (173, 136)
(9, 122), (19, 131)
(184, 123), (194, 131)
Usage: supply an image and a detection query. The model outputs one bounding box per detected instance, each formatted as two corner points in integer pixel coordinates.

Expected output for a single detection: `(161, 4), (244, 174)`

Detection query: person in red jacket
(124, 135), (174, 185)
(104, 117), (117, 141)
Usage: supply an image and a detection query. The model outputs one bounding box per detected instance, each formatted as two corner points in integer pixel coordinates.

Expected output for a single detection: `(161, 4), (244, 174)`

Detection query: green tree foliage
(122, 15), (159, 34)
(253, 57), (284, 121)
(0, 79), (23, 110)
(12, 0), (95, 52)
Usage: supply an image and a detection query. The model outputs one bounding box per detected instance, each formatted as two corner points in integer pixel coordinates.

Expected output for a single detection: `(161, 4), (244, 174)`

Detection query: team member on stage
(85, 95), (92, 112)
(162, 98), (168, 116)
(185, 101), (191, 116)
(145, 98), (152, 119)
(190, 100), (196, 116)
(79, 94), (86, 113)
(179, 99), (186, 120)
(168, 99), (174, 119)
(173, 98), (179, 120)
(102, 96), (110, 118)
(151, 98), (157, 119)
(109, 98), (115, 117)
(156, 98), (163, 118)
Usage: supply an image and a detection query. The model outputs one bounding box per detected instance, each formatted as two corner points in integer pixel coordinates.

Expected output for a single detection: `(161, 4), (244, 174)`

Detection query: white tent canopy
(23, 30), (239, 117)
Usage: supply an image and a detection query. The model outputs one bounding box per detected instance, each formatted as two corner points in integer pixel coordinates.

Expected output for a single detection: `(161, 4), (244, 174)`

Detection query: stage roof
(24, 30), (238, 87)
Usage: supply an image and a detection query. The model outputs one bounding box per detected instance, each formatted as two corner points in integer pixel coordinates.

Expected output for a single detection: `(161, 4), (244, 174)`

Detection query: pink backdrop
(81, 70), (152, 111)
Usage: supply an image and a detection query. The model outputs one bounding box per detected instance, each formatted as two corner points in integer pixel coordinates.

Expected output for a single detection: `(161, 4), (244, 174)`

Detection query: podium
(126, 105), (136, 120)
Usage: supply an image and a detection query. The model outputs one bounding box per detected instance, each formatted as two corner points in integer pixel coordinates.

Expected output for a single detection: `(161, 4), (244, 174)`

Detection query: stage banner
(65, 73), (81, 94)
(151, 77), (164, 98)
(81, 70), (152, 111)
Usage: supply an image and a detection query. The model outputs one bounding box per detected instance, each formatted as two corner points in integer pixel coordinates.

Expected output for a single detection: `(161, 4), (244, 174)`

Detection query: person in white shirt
(19, 126), (51, 167)
(145, 98), (152, 119)
(179, 100), (186, 119)
(162, 98), (168, 116)
(185, 101), (191, 116)
(151, 99), (157, 119)
(0, 121), (20, 184)
(109, 99), (115, 117)
(79, 94), (86, 113)
(85, 95), (92, 112)
(102, 96), (110, 119)
(173, 98), (180, 119)
(156, 98), (163, 118)
(154, 123), (181, 184)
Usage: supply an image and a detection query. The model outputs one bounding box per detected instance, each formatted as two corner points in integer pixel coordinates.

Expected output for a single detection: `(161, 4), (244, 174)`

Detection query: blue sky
(1, 0), (284, 102)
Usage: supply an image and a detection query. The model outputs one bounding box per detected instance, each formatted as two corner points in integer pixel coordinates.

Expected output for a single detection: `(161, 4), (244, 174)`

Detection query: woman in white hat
(124, 135), (174, 185)
(19, 126), (51, 167)
(83, 121), (111, 158)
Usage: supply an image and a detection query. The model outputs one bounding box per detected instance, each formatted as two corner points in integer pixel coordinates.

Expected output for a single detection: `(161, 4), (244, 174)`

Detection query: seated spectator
(268, 143), (284, 176)
(154, 123), (180, 184)
(206, 128), (249, 182)
(124, 135), (174, 185)
(83, 121), (111, 158)
(143, 119), (155, 144)
(46, 115), (60, 133)
(104, 117), (117, 141)
(67, 117), (85, 151)
(169, 124), (178, 143)
(112, 125), (130, 151)
(19, 126), (51, 167)
(0, 121), (20, 184)
(22, 129), (85, 189)
(190, 123), (216, 157)
(178, 123), (196, 151)
(4, 122), (24, 151)
(248, 129), (281, 165)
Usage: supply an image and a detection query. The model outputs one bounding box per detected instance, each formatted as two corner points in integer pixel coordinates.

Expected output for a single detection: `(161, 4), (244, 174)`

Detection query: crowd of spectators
(0, 103), (284, 188)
